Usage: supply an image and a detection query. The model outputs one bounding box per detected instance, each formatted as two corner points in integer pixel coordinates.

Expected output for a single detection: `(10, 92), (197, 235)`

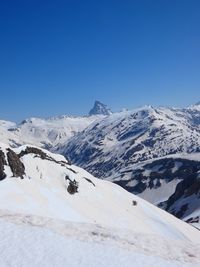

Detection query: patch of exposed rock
(0, 150), (7, 180)
(19, 146), (70, 166)
(7, 149), (25, 178)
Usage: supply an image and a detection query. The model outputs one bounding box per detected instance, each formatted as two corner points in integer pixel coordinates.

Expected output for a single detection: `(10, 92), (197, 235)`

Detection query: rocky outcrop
(0, 150), (7, 180)
(19, 147), (48, 159)
(65, 175), (79, 194)
(19, 146), (70, 166)
(114, 158), (200, 195)
(165, 175), (200, 221)
(7, 149), (25, 178)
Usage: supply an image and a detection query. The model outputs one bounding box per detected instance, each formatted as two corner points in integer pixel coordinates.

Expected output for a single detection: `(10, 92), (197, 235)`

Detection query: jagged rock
(0, 150), (6, 180)
(7, 149), (25, 178)
(89, 101), (112, 116)
(19, 147), (48, 159)
(65, 175), (79, 194)
(67, 179), (79, 194)
(19, 146), (70, 166)
(84, 177), (95, 187)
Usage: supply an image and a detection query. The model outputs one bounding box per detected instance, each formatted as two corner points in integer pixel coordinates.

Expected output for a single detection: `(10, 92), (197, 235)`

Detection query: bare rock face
(19, 146), (70, 165)
(0, 150), (6, 180)
(19, 147), (48, 159)
(67, 180), (79, 194)
(89, 101), (112, 116)
(65, 175), (79, 194)
(7, 149), (25, 178)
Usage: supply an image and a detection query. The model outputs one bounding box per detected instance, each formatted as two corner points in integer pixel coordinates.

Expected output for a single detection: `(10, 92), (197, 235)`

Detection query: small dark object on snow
(67, 179), (79, 194)
(132, 200), (137, 206)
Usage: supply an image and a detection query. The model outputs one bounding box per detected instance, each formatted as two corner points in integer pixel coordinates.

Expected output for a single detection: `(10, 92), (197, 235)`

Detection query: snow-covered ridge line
(62, 104), (200, 229)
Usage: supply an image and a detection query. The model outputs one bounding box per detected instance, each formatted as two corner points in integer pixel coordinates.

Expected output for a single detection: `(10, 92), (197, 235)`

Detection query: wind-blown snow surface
(0, 143), (200, 266)
(0, 211), (200, 267)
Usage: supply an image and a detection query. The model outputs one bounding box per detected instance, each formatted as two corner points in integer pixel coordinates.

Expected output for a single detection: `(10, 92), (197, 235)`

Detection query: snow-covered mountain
(0, 102), (200, 230)
(89, 100), (112, 116)
(0, 143), (200, 266)
(62, 104), (200, 228)
(64, 105), (200, 176)
(0, 114), (104, 149)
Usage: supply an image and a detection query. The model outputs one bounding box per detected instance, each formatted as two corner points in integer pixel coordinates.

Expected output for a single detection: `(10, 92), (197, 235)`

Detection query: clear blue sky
(0, 0), (200, 121)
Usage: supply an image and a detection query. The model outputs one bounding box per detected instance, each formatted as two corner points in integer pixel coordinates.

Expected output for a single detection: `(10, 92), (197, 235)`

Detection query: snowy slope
(0, 143), (199, 243)
(0, 212), (200, 267)
(63, 104), (200, 228)
(0, 143), (200, 266)
(64, 105), (200, 179)
(1, 103), (200, 231)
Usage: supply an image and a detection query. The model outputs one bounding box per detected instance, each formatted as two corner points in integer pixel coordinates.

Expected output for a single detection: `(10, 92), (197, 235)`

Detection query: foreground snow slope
(0, 143), (199, 244)
(0, 211), (199, 267)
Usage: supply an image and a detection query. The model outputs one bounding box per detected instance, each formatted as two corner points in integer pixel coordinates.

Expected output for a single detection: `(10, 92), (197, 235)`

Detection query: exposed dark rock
(0, 150), (7, 180)
(186, 216), (199, 224)
(166, 175), (199, 211)
(65, 175), (79, 194)
(122, 144), (144, 160)
(66, 178), (79, 195)
(84, 177), (95, 187)
(19, 147), (48, 159)
(89, 100), (112, 116)
(7, 149), (25, 178)
(132, 200), (137, 206)
(19, 146), (70, 167)
(66, 167), (77, 174)
(172, 204), (188, 218)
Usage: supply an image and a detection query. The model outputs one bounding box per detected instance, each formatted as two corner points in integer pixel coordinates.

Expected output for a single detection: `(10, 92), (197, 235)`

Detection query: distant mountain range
(0, 100), (200, 229)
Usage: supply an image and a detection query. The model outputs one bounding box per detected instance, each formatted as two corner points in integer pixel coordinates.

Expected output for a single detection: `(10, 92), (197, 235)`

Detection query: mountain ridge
(0, 101), (200, 229)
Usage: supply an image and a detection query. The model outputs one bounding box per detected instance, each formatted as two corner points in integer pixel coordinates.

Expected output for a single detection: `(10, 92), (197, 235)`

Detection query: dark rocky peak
(89, 101), (112, 116)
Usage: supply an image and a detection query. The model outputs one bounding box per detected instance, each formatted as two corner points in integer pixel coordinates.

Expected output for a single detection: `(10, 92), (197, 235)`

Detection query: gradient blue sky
(0, 0), (200, 121)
